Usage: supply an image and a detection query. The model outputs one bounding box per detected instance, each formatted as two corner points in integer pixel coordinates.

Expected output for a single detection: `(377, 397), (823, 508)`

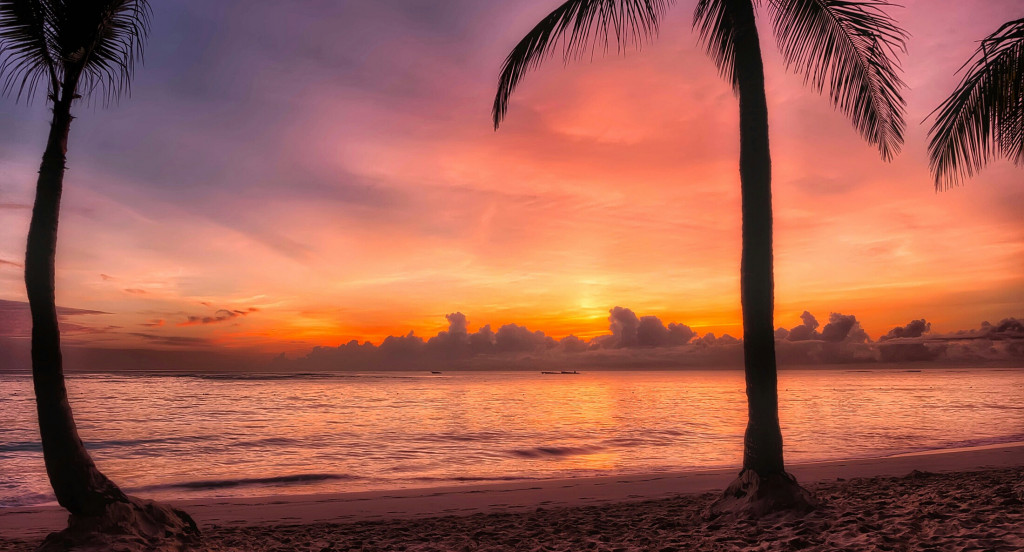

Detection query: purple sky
(0, 1), (1021, 367)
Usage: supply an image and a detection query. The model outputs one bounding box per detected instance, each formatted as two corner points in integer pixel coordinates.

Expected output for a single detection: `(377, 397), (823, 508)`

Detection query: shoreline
(2, 442), (1021, 543)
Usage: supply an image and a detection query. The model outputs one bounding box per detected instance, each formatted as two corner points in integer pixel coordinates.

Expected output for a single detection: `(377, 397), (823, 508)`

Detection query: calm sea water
(1, 367), (1022, 508)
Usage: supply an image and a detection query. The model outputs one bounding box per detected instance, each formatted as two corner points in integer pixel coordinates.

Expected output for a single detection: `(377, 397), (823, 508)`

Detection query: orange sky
(0, 0), (1021, 354)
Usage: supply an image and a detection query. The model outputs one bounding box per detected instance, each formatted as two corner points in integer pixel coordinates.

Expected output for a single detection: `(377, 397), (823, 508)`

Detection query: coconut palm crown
(928, 17), (1024, 189)
(492, 0), (906, 514)
(1, 0), (148, 104)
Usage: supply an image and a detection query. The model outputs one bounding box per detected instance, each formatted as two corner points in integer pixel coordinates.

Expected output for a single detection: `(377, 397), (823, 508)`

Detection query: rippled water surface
(1, 367), (1022, 507)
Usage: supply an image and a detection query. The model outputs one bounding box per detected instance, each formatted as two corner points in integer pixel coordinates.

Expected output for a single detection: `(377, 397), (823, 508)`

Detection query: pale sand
(1, 444), (1021, 550)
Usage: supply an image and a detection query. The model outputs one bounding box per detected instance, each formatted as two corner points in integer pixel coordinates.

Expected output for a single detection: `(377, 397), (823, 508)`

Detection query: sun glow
(0, 1), (1020, 361)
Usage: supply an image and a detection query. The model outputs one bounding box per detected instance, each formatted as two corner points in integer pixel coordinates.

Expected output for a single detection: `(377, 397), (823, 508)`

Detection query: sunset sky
(0, 0), (1021, 357)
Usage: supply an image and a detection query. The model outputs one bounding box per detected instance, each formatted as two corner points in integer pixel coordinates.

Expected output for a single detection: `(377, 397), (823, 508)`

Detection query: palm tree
(928, 17), (1023, 189)
(493, 0), (906, 515)
(0, 0), (196, 546)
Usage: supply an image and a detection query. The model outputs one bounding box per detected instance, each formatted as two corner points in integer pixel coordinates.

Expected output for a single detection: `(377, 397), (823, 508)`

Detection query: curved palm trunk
(729, 0), (785, 477)
(26, 89), (128, 517)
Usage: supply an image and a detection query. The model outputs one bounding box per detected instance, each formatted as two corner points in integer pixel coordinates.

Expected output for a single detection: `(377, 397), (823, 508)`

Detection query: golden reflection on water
(1, 367), (1022, 506)
(570, 451), (620, 471)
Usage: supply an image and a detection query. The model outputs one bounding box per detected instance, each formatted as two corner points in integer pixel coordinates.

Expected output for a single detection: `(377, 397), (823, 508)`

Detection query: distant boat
(540, 371), (560, 374)
(541, 371), (579, 375)
(431, 371), (442, 374)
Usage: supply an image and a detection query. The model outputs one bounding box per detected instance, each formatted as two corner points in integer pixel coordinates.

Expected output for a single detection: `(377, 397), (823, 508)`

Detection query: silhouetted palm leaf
(492, 0), (671, 128)
(0, 0), (57, 101)
(0, 0), (150, 104)
(767, 0), (907, 160)
(692, 0), (740, 90)
(928, 18), (1024, 189)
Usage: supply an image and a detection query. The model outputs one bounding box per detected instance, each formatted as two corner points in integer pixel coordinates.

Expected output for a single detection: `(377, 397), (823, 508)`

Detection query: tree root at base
(38, 496), (199, 552)
(704, 469), (818, 519)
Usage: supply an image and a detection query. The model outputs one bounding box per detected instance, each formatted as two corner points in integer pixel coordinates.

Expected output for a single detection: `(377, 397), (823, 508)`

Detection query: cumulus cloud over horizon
(0, 299), (1019, 372)
(284, 306), (727, 371)
(279, 308), (1023, 371)
(591, 307), (696, 349)
(880, 319), (931, 341)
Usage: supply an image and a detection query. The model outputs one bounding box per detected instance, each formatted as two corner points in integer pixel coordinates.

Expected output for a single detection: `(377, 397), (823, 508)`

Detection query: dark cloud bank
(275, 307), (1024, 372)
(0, 299), (1020, 372)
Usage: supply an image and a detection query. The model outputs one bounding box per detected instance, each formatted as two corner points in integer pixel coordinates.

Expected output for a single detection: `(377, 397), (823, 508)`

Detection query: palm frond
(55, 0), (151, 105)
(492, 0), (672, 129)
(767, 0), (907, 161)
(692, 0), (742, 91)
(0, 0), (58, 102)
(0, 0), (149, 105)
(928, 18), (1024, 189)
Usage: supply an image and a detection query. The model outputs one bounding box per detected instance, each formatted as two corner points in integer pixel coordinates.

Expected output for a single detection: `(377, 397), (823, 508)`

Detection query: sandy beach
(1, 443), (1021, 551)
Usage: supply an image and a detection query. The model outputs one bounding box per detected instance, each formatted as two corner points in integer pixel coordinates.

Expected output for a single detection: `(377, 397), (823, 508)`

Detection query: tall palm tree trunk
(26, 86), (128, 517)
(729, 0), (784, 477)
(705, 0), (815, 518)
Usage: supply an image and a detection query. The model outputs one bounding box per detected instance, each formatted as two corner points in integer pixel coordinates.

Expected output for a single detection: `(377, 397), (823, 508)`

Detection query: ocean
(1, 367), (1022, 508)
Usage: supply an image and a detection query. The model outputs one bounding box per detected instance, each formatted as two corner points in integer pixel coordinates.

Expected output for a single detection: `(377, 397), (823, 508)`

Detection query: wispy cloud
(178, 307), (259, 326)
(126, 332), (214, 347)
(0, 300), (111, 338)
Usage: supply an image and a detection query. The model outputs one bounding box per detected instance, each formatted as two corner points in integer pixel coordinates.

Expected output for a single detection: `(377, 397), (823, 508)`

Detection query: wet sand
(1, 444), (1021, 551)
